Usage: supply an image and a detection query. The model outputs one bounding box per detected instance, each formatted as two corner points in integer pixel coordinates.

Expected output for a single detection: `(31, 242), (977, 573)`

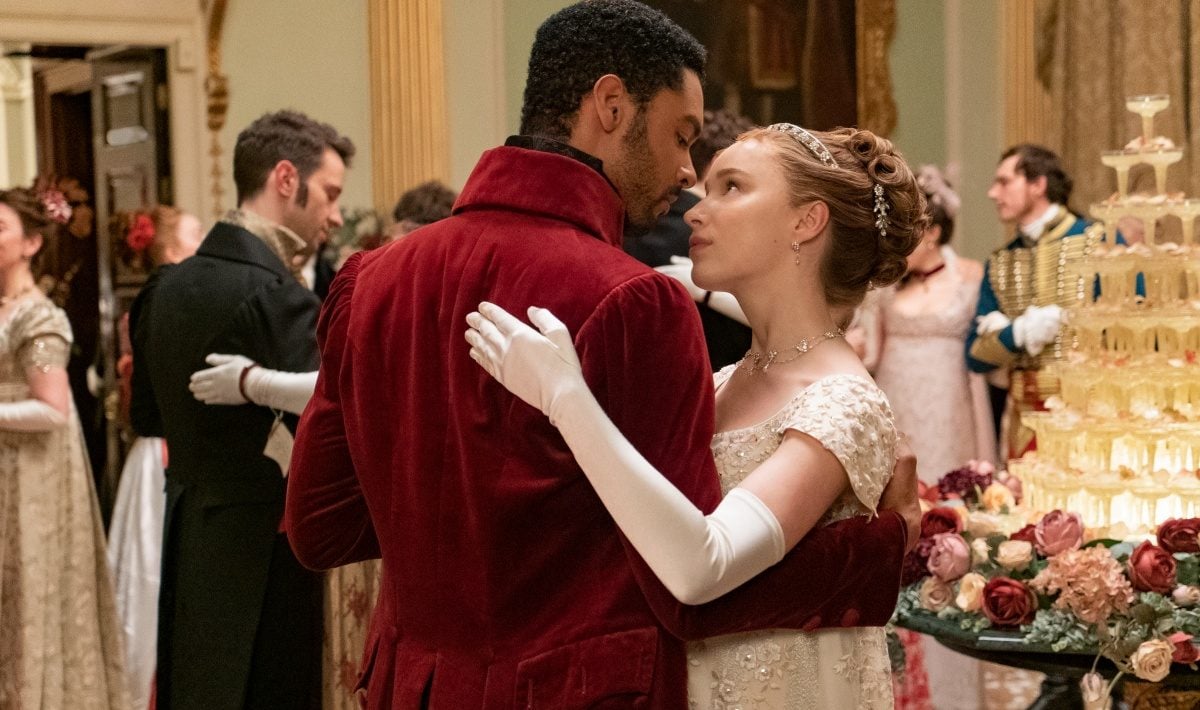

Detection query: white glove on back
(465, 302), (784, 604)
(190, 354), (317, 415)
(1011, 304), (1065, 356)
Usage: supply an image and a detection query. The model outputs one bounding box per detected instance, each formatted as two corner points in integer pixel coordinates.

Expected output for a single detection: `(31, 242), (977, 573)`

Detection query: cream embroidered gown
(687, 372), (896, 710)
(0, 297), (130, 709)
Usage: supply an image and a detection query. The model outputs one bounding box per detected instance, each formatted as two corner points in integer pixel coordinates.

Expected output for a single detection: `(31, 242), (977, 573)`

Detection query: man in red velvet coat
(286, 2), (918, 707)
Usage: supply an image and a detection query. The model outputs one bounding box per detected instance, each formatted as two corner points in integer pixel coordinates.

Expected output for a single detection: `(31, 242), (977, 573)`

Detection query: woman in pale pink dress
(856, 166), (1039, 710)
(855, 165), (995, 484)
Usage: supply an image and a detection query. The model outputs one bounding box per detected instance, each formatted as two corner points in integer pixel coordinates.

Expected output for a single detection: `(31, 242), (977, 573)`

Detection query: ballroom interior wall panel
(218, 0), (374, 214)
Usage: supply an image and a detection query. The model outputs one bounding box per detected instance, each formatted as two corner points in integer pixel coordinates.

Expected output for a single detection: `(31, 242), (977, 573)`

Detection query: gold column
(368, 0), (450, 214)
(1002, 0), (1052, 147)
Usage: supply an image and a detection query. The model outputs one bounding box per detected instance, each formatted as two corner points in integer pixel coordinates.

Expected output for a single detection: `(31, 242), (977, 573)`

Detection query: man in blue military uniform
(967, 144), (1100, 457)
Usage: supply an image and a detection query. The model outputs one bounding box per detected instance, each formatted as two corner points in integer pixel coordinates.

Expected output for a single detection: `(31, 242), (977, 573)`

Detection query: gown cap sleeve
(775, 375), (897, 514)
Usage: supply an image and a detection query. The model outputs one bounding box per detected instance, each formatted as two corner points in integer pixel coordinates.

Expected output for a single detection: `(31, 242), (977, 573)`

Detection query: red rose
(1010, 524), (1037, 544)
(1170, 632), (1200, 664)
(981, 577), (1037, 628)
(901, 537), (935, 587)
(917, 480), (941, 505)
(921, 508), (962, 538)
(126, 213), (157, 253)
(1128, 541), (1178, 594)
(1158, 518), (1200, 554)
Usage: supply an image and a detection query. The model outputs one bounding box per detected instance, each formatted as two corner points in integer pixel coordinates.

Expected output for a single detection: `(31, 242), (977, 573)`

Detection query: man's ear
(590, 74), (630, 134)
(1029, 174), (1048, 200)
(271, 160), (300, 199)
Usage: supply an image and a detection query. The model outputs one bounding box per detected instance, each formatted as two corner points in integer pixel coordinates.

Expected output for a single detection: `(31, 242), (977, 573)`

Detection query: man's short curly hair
(691, 109), (755, 180)
(519, 0), (706, 139)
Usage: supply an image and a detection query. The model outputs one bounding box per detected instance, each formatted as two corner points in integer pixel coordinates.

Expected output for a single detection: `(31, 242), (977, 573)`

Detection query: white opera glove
(466, 302), (785, 604)
(189, 353), (255, 405)
(975, 310), (1012, 335)
(241, 368), (317, 415)
(1011, 304), (1065, 356)
(0, 399), (68, 432)
(655, 256), (706, 302)
(656, 257), (749, 326)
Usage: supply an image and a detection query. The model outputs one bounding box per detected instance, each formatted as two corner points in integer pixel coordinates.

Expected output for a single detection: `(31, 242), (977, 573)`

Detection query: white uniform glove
(0, 399), (68, 432)
(655, 256), (749, 326)
(190, 354), (317, 415)
(974, 310), (1012, 336)
(466, 302), (785, 604)
(1011, 304), (1065, 356)
(655, 255), (706, 302)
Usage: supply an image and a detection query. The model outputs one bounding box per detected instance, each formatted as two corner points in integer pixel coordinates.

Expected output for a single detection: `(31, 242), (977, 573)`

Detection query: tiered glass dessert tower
(1012, 95), (1200, 535)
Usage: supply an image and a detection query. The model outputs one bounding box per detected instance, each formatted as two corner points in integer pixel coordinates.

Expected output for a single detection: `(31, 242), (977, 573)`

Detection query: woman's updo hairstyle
(739, 126), (928, 309)
(0, 187), (57, 246)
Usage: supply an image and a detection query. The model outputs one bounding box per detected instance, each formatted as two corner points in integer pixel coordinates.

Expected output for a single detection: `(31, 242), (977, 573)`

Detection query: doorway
(4, 43), (172, 521)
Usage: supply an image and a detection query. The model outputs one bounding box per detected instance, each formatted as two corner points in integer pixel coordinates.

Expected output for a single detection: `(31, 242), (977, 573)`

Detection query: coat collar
(197, 221), (295, 281)
(453, 144), (626, 248)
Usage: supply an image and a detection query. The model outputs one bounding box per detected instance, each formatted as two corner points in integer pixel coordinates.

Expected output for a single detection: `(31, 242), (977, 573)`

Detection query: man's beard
(611, 110), (674, 231)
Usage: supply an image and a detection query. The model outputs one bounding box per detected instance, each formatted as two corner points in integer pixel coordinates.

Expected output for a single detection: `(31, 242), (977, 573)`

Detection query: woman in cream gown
(0, 187), (129, 709)
(467, 124), (927, 708)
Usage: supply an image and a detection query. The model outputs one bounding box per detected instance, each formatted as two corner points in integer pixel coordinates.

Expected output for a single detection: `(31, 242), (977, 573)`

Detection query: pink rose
(1035, 510), (1084, 556)
(1001, 473), (1023, 505)
(927, 532), (971, 582)
(1128, 541), (1177, 594)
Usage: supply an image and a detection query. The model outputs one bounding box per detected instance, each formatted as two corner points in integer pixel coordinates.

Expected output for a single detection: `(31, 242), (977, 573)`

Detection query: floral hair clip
(39, 188), (72, 225)
(125, 213), (156, 253)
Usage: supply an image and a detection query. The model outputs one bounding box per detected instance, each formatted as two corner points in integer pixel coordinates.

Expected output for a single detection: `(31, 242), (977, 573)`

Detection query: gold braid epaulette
(986, 218), (1103, 380)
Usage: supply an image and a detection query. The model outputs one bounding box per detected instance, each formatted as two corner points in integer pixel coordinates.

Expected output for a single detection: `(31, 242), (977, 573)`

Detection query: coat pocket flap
(515, 627), (658, 708)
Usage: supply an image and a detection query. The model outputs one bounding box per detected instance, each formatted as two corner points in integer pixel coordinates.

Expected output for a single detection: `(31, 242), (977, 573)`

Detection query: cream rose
(1129, 639), (1173, 682)
(971, 538), (991, 566)
(1174, 585), (1200, 607)
(967, 512), (1003, 538)
(981, 482), (1016, 512)
(919, 576), (954, 612)
(996, 540), (1035, 572)
(955, 572), (987, 612)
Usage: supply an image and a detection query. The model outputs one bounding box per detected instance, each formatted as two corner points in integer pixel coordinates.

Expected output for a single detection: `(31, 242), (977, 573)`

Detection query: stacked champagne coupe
(1012, 95), (1200, 536)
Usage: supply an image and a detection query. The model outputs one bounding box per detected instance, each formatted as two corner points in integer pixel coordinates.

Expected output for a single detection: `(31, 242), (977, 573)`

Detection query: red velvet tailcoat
(286, 145), (908, 708)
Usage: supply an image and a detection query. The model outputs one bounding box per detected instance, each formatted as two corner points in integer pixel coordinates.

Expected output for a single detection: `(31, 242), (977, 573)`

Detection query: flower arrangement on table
(893, 461), (1200, 707)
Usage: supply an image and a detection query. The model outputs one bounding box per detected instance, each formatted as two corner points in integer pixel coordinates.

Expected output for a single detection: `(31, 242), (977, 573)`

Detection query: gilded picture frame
(855, 0), (898, 137)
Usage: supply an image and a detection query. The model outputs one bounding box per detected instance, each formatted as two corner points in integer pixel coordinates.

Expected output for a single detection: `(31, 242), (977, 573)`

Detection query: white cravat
(1019, 204), (1062, 243)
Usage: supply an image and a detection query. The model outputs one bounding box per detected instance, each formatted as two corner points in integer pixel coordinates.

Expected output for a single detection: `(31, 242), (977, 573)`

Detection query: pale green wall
(445, 0), (508, 188)
(218, 0), (373, 212)
(951, 0), (1004, 261)
(890, 0), (947, 170)
(504, 0), (573, 133)
(891, 0), (1003, 262)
